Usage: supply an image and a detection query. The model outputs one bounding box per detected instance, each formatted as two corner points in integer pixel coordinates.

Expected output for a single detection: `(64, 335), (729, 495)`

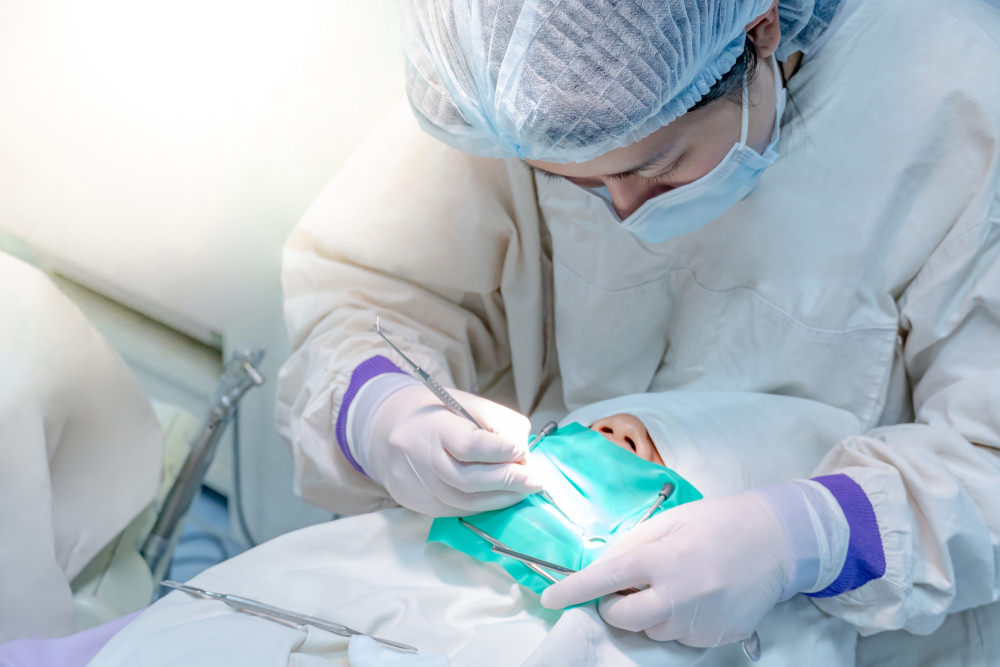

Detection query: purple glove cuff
(807, 473), (886, 598)
(335, 355), (405, 476)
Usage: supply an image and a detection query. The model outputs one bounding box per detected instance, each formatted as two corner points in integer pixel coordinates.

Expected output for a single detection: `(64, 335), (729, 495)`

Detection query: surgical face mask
(428, 422), (702, 595)
(603, 57), (787, 244)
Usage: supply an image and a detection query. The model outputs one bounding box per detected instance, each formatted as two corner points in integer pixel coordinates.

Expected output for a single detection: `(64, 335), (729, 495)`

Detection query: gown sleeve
(275, 101), (526, 516)
(809, 186), (1000, 635)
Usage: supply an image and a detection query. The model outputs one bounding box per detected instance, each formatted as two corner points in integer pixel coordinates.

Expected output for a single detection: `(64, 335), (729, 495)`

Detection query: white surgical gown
(277, 0), (1000, 655)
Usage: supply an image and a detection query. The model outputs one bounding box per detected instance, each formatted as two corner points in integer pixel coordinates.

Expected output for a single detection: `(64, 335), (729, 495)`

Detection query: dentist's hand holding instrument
(361, 319), (543, 517)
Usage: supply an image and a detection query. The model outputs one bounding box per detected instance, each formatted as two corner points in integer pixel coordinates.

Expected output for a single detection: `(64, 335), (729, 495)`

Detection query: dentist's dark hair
(690, 38), (760, 112)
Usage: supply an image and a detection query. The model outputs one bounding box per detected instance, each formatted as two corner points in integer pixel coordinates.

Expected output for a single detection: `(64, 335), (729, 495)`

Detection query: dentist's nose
(603, 178), (670, 219)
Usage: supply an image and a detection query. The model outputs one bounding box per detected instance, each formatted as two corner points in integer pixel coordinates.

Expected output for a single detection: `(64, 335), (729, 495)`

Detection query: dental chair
(71, 355), (265, 632)
(69, 401), (198, 631)
(0, 251), (264, 640)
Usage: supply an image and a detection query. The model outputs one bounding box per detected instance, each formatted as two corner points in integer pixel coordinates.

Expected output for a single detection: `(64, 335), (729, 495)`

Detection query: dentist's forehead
(525, 124), (683, 179)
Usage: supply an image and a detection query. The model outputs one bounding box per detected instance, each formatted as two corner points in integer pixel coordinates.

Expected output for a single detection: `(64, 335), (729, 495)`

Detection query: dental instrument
(459, 519), (562, 584)
(537, 488), (577, 528)
(489, 544), (576, 575)
(160, 581), (418, 653)
(460, 520), (576, 576)
(631, 482), (675, 529)
(528, 421), (559, 451)
(459, 519), (642, 595)
(374, 316), (485, 430)
(511, 559), (559, 585)
(526, 421), (578, 525)
(376, 319), (572, 523)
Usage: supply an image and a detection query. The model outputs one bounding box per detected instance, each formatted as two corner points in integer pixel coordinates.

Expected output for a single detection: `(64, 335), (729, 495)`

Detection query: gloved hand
(364, 383), (542, 517)
(541, 484), (849, 647)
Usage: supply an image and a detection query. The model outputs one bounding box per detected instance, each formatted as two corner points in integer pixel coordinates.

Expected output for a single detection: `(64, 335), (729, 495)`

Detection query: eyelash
(607, 167), (677, 184)
(534, 165), (678, 184)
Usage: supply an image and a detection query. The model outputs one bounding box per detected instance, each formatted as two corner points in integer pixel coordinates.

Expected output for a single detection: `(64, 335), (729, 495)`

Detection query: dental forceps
(459, 519), (642, 595)
(375, 316), (485, 430)
(160, 581), (418, 653)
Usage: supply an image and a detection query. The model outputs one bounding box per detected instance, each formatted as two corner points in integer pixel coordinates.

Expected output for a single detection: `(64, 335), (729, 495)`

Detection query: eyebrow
(528, 147), (679, 180)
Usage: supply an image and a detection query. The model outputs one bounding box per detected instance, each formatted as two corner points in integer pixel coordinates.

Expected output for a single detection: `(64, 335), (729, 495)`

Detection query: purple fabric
(0, 609), (143, 667)
(335, 354), (406, 476)
(807, 473), (886, 597)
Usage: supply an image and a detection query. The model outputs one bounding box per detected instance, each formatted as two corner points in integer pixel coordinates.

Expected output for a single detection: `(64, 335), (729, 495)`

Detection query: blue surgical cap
(402, 0), (844, 163)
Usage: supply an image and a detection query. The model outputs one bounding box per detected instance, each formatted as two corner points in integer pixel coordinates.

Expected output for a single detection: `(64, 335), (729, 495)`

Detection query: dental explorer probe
(160, 581), (418, 653)
(376, 319), (569, 517)
(375, 316), (486, 430)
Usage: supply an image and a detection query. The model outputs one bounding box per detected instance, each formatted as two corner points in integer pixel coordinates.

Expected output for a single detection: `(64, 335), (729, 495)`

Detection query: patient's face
(589, 414), (663, 466)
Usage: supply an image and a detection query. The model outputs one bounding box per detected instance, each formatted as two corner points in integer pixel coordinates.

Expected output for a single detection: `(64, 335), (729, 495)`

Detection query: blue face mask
(598, 57), (786, 244)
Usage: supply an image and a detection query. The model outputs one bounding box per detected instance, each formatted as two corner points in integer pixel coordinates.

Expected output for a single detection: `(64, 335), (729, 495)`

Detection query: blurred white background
(0, 0), (405, 540)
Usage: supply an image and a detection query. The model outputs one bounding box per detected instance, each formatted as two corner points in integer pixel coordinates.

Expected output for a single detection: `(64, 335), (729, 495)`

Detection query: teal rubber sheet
(428, 422), (702, 594)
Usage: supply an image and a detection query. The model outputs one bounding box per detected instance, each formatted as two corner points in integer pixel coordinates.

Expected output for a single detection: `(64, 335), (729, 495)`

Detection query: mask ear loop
(738, 69), (751, 144)
(775, 53), (788, 88)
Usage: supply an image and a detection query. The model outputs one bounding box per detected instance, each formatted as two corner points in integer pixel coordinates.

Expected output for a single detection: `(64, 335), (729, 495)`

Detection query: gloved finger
(443, 425), (530, 463)
(390, 480), (528, 517)
(597, 587), (673, 634)
(438, 491), (540, 516)
(427, 489), (539, 516)
(643, 618), (695, 644)
(654, 623), (736, 648)
(432, 453), (544, 494)
(540, 553), (648, 610)
(453, 392), (532, 451)
(595, 503), (695, 560)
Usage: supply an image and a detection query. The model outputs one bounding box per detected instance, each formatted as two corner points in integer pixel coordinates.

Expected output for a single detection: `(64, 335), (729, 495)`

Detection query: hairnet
(402, 0), (844, 163)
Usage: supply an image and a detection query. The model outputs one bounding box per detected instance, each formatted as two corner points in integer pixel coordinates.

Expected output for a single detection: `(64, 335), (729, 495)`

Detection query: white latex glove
(364, 383), (542, 517)
(540, 492), (792, 647)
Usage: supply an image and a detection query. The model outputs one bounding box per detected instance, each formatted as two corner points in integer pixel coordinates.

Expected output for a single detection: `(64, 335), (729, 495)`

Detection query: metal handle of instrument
(416, 366), (485, 429)
(374, 317), (486, 430)
(489, 545), (576, 575)
(161, 581), (417, 653)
